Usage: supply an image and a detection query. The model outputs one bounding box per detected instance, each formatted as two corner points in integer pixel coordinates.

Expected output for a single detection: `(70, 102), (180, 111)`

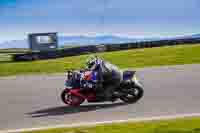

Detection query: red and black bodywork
(61, 70), (144, 106)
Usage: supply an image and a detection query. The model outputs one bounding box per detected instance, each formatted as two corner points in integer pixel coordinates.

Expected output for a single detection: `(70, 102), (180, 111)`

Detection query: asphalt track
(0, 64), (200, 132)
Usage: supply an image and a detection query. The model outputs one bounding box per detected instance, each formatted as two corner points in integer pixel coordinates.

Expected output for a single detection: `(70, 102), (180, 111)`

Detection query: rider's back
(101, 61), (121, 82)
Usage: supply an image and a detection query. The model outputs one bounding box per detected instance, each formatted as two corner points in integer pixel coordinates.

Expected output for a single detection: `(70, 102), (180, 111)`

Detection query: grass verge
(24, 117), (200, 133)
(0, 54), (12, 62)
(0, 44), (200, 76)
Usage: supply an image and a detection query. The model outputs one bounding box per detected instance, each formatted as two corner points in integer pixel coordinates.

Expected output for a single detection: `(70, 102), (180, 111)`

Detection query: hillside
(1, 34), (200, 49)
(0, 44), (200, 76)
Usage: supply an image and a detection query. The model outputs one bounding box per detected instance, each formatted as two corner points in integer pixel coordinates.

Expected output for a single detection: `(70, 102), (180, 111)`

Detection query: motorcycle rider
(85, 55), (122, 101)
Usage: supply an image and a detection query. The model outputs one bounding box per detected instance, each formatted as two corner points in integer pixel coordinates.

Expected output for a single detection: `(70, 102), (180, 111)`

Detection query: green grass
(59, 44), (83, 49)
(25, 117), (200, 133)
(0, 54), (12, 62)
(0, 44), (200, 76)
(0, 48), (29, 62)
(0, 48), (29, 53)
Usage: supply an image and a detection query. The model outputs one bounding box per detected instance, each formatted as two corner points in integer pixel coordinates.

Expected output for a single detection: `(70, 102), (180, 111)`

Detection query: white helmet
(86, 55), (98, 69)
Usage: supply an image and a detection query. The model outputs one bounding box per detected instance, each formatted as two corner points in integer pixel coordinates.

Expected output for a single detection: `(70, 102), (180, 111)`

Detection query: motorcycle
(61, 69), (144, 106)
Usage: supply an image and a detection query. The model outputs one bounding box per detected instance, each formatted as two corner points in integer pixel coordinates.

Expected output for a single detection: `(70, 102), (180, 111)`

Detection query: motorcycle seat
(123, 70), (136, 80)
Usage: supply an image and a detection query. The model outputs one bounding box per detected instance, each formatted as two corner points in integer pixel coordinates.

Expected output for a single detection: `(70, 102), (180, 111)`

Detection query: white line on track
(1, 113), (200, 133)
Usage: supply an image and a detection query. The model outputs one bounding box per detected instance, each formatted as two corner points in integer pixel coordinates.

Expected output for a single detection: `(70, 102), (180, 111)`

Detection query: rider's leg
(104, 78), (121, 101)
(94, 82), (105, 100)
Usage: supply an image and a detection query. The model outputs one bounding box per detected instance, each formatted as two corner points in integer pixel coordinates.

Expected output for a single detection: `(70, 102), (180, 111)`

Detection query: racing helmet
(86, 55), (97, 69)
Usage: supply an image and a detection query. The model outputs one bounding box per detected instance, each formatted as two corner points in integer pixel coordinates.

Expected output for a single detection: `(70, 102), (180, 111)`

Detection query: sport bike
(61, 70), (144, 106)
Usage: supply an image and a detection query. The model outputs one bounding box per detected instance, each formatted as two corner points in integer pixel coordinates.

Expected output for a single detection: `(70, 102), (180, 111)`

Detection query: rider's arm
(96, 59), (104, 83)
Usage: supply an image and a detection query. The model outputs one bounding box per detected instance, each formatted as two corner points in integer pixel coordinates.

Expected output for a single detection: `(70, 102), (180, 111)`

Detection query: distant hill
(0, 40), (28, 49)
(160, 34), (200, 40)
(58, 35), (138, 46)
(0, 34), (200, 49)
(0, 35), (138, 49)
(190, 34), (200, 38)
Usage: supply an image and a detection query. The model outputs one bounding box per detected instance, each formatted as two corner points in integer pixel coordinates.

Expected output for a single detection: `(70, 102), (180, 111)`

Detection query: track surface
(0, 64), (200, 131)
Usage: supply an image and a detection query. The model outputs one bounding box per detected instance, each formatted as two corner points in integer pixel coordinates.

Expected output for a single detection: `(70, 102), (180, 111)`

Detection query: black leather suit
(90, 59), (121, 100)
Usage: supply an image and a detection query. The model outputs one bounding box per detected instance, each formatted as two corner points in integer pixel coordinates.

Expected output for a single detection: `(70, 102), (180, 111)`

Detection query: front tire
(61, 90), (85, 106)
(120, 84), (144, 103)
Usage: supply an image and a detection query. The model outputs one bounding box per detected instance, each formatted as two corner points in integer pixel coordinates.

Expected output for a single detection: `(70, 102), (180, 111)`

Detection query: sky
(0, 0), (200, 43)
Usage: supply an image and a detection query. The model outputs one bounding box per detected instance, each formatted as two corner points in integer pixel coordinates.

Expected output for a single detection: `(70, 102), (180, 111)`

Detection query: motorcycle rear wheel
(120, 84), (144, 103)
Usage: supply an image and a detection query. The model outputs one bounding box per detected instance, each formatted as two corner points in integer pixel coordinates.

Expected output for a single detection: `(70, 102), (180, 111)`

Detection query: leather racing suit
(89, 58), (122, 100)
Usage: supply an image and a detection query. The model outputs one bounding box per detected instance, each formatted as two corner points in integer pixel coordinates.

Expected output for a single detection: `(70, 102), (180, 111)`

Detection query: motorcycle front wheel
(61, 90), (85, 106)
(120, 84), (144, 103)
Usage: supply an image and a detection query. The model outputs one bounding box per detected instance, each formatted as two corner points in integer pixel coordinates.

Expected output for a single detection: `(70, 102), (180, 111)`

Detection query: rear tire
(120, 84), (144, 103)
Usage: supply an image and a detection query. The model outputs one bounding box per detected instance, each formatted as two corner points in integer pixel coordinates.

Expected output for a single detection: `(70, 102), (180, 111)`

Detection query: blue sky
(0, 0), (200, 43)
